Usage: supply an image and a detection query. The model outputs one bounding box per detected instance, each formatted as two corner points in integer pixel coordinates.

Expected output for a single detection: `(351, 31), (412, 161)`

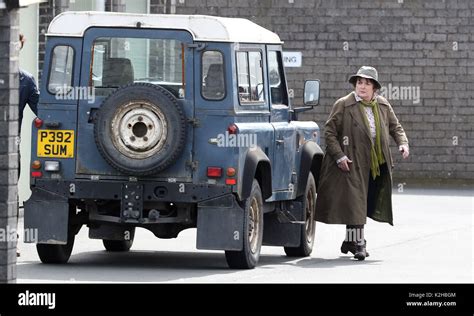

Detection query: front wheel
(225, 179), (264, 269)
(284, 172), (316, 257)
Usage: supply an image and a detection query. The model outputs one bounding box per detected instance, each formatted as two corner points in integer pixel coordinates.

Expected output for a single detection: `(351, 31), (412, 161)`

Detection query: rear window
(90, 37), (185, 98)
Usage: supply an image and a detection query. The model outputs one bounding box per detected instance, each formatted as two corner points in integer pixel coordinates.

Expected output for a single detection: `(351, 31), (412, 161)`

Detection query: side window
(237, 51), (265, 104)
(201, 51), (225, 100)
(268, 51), (288, 106)
(48, 45), (74, 94)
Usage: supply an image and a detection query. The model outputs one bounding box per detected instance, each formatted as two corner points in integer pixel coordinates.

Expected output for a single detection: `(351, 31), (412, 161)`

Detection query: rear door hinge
(186, 160), (199, 171)
(291, 171), (297, 183)
(188, 118), (201, 127)
(186, 43), (206, 51)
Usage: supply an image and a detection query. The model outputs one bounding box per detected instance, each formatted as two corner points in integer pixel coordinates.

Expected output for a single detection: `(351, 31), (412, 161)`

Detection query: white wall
(19, 4), (39, 207)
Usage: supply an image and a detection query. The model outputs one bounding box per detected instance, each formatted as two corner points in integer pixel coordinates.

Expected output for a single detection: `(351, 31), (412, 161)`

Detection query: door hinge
(186, 160), (199, 171)
(188, 118), (201, 127)
(291, 171), (297, 183)
(87, 108), (99, 123)
(186, 43), (206, 51)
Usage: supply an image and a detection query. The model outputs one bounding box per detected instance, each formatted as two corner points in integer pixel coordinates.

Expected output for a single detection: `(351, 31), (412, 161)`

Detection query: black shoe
(341, 240), (370, 257)
(354, 240), (369, 261)
(341, 241), (357, 255)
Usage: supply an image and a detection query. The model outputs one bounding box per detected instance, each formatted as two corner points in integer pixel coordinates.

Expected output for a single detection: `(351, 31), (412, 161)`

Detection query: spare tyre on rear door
(94, 83), (187, 176)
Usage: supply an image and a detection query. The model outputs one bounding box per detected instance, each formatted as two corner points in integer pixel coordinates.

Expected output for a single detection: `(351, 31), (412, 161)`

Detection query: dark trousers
(346, 163), (388, 240)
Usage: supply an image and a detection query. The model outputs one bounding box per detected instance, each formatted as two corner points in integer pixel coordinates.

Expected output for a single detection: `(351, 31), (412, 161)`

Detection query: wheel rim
(305, 188), (316, 244)
(110, 101), (168, 159)
(248, 196), (261, 254)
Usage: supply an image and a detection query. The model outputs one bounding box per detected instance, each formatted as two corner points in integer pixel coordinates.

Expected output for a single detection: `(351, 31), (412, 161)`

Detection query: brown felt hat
(348, 66), (381, 89)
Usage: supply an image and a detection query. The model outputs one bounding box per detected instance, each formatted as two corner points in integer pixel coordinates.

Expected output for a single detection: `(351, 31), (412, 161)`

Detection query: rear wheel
(37, 231), (75, 264)
(103, 239), (133, 252)
(284, 172), (316, 257)
(37, 205), (79, 264)
(225, 180), (263, 269)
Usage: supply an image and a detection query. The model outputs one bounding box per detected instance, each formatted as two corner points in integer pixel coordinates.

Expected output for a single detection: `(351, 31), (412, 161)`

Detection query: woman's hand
(399, 145), (409, 159)
(337, 157), (352, 172)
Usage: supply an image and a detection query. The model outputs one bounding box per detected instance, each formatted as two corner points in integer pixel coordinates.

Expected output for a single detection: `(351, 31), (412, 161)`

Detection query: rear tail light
(207, 167), (222, 178)
(225, 178), (237, 185)
(226, 167), (236, 177)
(227, 124), (238, 135)
(31, 160), (41, 170)
(31, 171), (42, 178)
(34, 117), (43, 128)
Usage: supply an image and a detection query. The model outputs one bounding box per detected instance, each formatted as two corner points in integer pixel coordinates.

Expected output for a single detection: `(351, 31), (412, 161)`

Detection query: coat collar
(342, 92), (390, 144)
(343, 91), (390, 108)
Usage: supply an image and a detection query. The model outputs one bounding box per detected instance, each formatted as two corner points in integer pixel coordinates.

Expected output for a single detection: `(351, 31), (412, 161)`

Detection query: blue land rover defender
(24, 11), (323, 269)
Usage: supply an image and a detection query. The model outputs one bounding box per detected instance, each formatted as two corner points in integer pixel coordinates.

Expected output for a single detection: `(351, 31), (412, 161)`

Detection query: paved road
(16, 188), (473, 283)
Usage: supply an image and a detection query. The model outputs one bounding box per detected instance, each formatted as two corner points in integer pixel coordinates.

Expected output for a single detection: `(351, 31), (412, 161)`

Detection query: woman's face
(355, 77), (375, 101)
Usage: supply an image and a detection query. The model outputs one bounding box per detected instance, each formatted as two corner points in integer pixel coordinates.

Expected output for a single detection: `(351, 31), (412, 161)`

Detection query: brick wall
(0, 7), (19, 283)
(35, 0), (473, 181)
(38, 0), (55, 82)
(172, 0), (474, 182)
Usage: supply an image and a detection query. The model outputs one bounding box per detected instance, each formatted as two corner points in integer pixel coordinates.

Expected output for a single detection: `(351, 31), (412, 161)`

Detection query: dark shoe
(341, 240), (370, 257)
(341, 241), (357, 255)
(354, 240), (369, 261)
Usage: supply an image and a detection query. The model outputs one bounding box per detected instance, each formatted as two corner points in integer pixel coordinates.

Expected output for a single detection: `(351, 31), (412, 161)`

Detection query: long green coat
(315, 92), (409, 225)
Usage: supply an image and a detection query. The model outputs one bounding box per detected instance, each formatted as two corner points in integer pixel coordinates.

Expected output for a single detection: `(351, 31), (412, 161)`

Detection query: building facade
(27, 0), (474, 183)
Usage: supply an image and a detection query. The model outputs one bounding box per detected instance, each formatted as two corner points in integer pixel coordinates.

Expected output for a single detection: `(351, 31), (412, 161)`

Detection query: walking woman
(315, 66), (409, 260)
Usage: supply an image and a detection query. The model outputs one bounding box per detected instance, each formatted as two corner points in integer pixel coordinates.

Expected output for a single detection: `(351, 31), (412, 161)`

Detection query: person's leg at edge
(16, 139), (21, 257)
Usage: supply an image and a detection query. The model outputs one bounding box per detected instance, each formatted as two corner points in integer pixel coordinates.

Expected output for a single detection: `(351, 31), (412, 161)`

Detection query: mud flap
(262, 200), (304, 247)
(24, 189), (69, 244)
(196, 194), (244, 251)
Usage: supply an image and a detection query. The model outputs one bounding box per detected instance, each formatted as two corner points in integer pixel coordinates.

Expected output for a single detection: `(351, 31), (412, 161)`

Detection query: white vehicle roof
(47, 11), (282, 44)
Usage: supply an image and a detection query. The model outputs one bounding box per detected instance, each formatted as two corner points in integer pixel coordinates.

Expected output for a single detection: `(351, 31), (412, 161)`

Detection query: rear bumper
(30, 179), (233, 203)
(25, 179), (245, 250)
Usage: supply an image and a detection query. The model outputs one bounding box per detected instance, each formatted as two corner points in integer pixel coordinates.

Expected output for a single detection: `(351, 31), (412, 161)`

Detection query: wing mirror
(303, 80), (320, 106)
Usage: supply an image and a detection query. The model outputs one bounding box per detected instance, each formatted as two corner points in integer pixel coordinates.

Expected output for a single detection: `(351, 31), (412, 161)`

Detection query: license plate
(37, 130), (74, 158)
